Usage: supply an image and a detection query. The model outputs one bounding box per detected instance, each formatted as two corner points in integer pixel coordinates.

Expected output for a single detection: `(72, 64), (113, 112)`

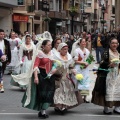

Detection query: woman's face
(110, 39), (119, 51)
(26, 36), (31, 44)
(55, 40), (62, 49)
(79, 39), (86, 47)
(60, 46), (68, 56)
(11, 32), (16, 39)
(43, 41), (52, 52)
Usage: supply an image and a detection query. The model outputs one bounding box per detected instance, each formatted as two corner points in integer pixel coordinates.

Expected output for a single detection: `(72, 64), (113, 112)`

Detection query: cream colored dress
(105, 49), (120, 102)
(53, 52), (78, 108)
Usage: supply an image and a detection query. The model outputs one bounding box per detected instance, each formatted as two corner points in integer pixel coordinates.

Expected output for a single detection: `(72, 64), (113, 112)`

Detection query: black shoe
(38, 112), (42, 117)
(60, 108), (67, 115)
(103, 110), (112, 115)
(54, 108), (60, 113)
(40, 114), (49, 119)
(113, 109), (120, 114)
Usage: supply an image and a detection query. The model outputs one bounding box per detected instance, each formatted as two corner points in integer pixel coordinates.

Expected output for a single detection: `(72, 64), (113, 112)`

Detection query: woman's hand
(34, 77), (39, 84)
(83, 62), (89, 68)
(50, 69), (57, 75)
(109, 62), (117, 68)
(1, 55), (6, 61)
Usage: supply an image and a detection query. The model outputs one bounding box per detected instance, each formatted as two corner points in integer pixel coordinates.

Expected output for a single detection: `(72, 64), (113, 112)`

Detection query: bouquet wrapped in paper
(80, 54), (95, 69)
(45, 60), (62, 79)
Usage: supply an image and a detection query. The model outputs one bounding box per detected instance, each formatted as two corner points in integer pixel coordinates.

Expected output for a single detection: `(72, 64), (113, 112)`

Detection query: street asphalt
(0, 51), (120, 120)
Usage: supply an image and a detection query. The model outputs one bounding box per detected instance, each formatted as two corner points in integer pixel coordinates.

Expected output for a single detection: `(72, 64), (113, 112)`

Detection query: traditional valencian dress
(21, 50), (56, 110)
(53, 51), (82, 109)
(19, 43), (36, 74)
(92, 49), (120, 107)
(73, 47), (90, 96)
(11, 43), (36, 87)
(7, 38), (19, 73)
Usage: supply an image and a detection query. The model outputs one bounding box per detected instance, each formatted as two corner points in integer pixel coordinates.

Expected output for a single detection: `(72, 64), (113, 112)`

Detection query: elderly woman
(92, 38), (120, 114)
(12, 32), (56, 119)
(53, 43), (83, 114)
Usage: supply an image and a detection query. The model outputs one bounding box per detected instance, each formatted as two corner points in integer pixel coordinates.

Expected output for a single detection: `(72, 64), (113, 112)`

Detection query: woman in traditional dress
(53, 43), (83, 114)
(71, 38), (90, 103)
(52, 38), (62, 55)
(19, 34), (36, 74)
(11, 34), (36, 88)
(22, 39), (57, 119)
(92, 38), (120, 114)
(7, 31), (19, 74)
(12, 31), (56, 119)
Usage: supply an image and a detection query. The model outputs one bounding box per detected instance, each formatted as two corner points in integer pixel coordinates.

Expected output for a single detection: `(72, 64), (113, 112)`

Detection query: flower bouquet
(75, 74), (83, 81)
(111, 58), (120, 64)
(80, 54), (95, 69)
(45, 60), (62, 79)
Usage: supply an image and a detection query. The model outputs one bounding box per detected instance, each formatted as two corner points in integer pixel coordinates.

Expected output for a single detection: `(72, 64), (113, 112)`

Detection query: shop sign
(13, 14), (28, 22)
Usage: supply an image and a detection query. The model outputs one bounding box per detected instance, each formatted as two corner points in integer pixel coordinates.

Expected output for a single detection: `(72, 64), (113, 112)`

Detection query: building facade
(0, 0), (17, 35)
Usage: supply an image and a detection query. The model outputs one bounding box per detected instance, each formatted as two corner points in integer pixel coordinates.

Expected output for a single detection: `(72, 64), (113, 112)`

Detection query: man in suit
(93, 33), (105, 64)
(0, 29), (11, 93)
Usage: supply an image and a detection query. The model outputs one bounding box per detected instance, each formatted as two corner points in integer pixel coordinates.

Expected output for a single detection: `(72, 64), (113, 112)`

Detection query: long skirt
(22, 68), (55, 111)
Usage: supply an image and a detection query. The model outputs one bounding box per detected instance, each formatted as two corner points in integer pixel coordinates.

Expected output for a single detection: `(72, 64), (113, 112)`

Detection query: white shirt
(0, 40), (5, 54)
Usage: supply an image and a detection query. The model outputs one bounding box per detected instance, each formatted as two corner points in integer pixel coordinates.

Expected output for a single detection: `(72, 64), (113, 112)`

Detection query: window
(50, 0), (53, 10)
(112, 6), (115, 14)
(18, 0), (24, 5)
(87, 3), (91, 7)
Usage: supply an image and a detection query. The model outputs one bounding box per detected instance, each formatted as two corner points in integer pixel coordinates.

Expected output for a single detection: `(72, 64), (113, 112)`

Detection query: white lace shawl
(73, 47), (90, 61)
(53, 52), (73, 70)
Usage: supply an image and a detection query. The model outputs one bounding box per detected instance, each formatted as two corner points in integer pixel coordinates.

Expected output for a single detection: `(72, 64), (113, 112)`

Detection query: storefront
(12, 14), (29, 34)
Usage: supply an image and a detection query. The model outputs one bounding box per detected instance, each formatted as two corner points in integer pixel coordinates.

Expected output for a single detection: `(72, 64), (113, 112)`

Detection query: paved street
(0, 51), (120, 120)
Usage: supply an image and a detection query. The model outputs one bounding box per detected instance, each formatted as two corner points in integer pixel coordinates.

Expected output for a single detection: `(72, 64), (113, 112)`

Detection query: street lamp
(42, 0), (49, 31)
(101, 4), (106, 33)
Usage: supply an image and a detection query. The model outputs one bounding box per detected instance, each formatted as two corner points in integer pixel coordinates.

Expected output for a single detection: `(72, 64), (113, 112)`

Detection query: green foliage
(69, 6), (78, 12)
(43, 17), (51, 22)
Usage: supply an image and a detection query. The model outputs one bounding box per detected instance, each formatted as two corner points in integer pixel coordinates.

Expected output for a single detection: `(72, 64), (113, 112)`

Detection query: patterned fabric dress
(53, 52), (82, 109)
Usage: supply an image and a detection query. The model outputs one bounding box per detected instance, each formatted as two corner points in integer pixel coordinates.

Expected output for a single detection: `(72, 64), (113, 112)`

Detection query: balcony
(49, 11), (68, 19)
(28, 5), (34, 12)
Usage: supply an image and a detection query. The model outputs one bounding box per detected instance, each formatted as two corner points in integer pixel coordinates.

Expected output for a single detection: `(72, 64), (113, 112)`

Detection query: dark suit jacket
(4, 39), (11, 63)
(1, 39), (11, 73)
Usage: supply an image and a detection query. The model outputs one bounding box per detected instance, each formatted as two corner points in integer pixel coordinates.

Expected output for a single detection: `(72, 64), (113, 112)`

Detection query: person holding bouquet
(53, 43), (83, 114)
(92, 38), (120, 114)
(71, 38), (94, 103)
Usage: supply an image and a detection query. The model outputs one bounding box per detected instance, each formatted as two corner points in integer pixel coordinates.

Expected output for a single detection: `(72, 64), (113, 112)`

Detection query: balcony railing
(49, 10), (68, 19)
(28, 5), (34, 12)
